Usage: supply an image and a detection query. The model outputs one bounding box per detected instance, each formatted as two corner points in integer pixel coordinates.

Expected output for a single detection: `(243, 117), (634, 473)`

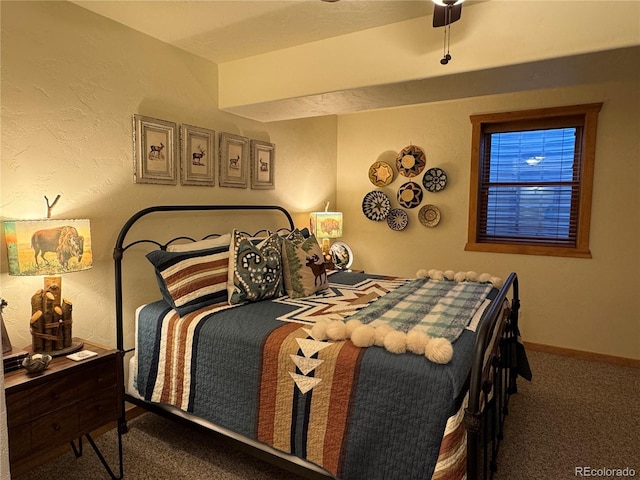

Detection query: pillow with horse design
(282, 231), (329, 298)
(228, 230), (283, 305)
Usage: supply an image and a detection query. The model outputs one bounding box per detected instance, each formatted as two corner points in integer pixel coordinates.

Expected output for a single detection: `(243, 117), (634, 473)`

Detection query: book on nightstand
(3, 349), (29, 374)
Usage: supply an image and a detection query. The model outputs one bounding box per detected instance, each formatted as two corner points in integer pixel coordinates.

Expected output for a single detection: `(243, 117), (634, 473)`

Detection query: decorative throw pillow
(228, 230), (283, 305)
(282, 231), (329, 298)
(146, 244), (229, 316)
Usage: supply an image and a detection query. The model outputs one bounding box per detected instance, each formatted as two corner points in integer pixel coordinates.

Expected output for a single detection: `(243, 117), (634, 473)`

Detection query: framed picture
(181, 124), (215, 186)
(250, 140), (275, 190)
(330, 241), (353, 270)
(133, 114), (178, 185)
(219, 132), (249, 188)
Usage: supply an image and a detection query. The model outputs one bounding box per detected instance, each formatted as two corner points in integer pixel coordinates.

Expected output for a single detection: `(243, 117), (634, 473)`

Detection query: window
(466, 104), (602, 258)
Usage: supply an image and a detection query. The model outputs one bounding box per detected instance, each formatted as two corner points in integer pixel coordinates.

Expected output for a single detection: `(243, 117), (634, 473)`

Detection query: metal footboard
(465, 272), (520, 480)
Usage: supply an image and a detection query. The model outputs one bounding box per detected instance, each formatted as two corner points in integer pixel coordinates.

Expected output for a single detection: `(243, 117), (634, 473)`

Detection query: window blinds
(478, 127), (583, 246)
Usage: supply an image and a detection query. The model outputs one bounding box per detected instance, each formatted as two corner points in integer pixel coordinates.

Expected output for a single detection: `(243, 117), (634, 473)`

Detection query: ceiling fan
(432, 0), (465, 65)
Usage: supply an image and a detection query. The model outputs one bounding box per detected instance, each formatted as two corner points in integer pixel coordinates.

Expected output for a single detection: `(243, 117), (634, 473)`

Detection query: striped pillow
(146, 244), (229, 316)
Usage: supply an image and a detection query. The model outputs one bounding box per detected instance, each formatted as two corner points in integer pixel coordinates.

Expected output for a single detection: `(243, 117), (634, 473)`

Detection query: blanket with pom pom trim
(348, 276), (494, 342)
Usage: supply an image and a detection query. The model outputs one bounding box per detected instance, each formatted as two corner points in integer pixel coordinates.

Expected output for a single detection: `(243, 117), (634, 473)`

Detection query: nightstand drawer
(29, 374), (79, 418)
(6, 389), (31, 428)
(79, 390), (119, 432)
(30, 407), (79, 450)
(7, 426), (30, 462)
(77, 357), (117, 397)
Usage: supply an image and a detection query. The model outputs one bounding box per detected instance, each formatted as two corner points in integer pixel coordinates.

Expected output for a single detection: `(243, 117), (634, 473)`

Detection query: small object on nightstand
(21, 353), (52, 374)
(330, 241), (353, 270)
(66, 349), (98, 361)
(3, 350), (29, 374)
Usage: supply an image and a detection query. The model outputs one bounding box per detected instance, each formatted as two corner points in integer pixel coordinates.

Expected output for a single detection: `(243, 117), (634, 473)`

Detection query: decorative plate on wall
(387, 208), (409, 231)
(397, 181), (423, 209)
(395, 145), (426, 178)
(418, 204), (441, 227)
(368, 161), (394, 187)
(422, 167), (448, 192)
(362, 190), (391, 221)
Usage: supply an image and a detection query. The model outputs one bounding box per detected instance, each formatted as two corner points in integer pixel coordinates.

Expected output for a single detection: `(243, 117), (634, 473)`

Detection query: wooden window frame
(465, 103), (602, 258)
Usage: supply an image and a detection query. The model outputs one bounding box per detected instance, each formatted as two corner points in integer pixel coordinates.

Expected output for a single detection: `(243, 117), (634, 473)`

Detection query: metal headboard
(112, 204), (295, 352)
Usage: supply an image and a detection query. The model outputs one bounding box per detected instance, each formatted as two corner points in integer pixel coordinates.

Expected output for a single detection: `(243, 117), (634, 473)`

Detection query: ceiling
(68, 1), (639, 122)
(71, 0), (438, 64)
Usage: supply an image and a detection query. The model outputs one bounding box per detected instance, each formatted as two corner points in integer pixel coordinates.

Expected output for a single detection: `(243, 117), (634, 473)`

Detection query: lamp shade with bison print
(4, 219), (92, 276)
(3, 219), (91, 355)
(309, 211), (343, 261)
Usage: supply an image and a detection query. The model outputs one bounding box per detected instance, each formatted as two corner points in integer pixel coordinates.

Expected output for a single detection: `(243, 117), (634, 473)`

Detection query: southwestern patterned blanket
(135, 271), (498, 480)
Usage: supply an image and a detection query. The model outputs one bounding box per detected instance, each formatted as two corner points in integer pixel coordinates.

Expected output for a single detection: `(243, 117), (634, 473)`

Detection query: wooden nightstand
(3, 339), (123, 478)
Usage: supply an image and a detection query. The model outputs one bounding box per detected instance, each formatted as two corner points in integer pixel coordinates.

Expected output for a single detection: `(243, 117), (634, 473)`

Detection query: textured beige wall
(0, 1), (337, 350)
(337, 80), (640, 360)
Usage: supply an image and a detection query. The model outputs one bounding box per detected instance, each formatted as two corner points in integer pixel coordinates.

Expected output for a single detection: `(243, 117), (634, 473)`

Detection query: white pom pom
(427, 269), (438, 278)
(431, 270), (445, 281)
(478, 273), (492, 283)
(351, 325), (376, 347)
(345, 319), (363, 338)
(490, 276), (504, 289)
(406, 330), (430, 355)
(326, 320), (347, 341)
(466, 271), (478, 282)
(311, 320), (329, 341)
(425, 337), (454, 364)
(454, 271), (467, 282)
(444, 270), (456, 281)
(374, 324), (393, 347)
(384, 330), (407, 354)
(416, 269), (429, 278)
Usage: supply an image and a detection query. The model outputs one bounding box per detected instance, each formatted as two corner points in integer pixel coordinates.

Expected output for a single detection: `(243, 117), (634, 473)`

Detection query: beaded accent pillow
(228, 230), (283, 305)
(282, 230), (328, 298)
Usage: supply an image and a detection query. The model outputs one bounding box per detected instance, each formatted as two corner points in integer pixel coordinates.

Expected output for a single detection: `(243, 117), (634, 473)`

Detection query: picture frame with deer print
(219, 132), (249, 188)
(133, 114), (178, 185)
(250, 140), (275, 190)
(180, 124), (216, 186)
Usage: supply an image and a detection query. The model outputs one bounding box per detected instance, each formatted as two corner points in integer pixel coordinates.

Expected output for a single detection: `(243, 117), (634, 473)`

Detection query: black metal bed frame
(112, 204), (521, 480)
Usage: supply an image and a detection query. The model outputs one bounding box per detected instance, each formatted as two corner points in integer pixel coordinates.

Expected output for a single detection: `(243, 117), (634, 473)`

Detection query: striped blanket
(134, 272), (495, 480)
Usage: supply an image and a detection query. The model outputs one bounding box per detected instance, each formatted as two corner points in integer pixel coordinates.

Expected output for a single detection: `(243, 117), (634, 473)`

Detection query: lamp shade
(309, 212), (343, 239)
(432, 0), (465, 6)
(4, 219), (92, 276)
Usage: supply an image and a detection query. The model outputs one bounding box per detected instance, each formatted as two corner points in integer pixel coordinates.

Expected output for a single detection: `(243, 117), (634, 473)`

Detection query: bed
(113, 204), (526, 480)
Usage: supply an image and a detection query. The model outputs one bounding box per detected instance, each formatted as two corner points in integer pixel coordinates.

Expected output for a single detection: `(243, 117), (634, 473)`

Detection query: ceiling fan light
(432, 0), (465, 6)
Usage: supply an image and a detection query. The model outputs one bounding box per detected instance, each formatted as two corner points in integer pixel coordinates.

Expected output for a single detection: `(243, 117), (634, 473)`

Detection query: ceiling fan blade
(433, 5), (462, 28)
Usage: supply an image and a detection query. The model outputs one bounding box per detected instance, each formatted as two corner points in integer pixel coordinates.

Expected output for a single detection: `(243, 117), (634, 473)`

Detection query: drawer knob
(53, 423), (61, 431)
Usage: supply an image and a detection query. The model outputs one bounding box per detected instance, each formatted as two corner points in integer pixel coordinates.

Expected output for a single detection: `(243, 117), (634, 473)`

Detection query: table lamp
(3, 218), (92, 355)
(309, 208), (343, 262)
